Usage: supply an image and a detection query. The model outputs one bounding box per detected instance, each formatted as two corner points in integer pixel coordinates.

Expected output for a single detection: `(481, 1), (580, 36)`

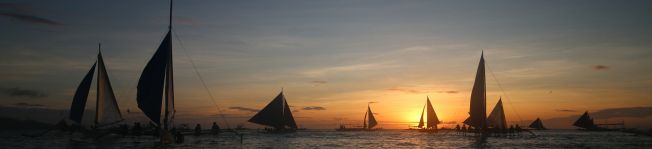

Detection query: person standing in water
(211, 122), (221, 135)
(194, 124), (202, 136)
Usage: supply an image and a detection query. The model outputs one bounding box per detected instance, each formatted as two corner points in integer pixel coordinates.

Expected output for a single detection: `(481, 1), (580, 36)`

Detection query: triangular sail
(249, 92), (296, 129)
(137, 31), (172, 126)
(529, 118), (546, 130)
(363, 110), (367, 129)
(95, 52), (123, 125)
(573, 111), (595, 129)
(417, 104), (425, 128)
(367, 106), (378, 129)
(464, 52), (487, 130)
(69, 62), (96, 124)
(486, 98), (507, 129)
(426, 97), (439, 129)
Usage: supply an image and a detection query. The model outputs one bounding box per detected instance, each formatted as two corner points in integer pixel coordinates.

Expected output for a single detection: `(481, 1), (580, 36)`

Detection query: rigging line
(485, 60), (524, 124)
(172, 30), (233, 129)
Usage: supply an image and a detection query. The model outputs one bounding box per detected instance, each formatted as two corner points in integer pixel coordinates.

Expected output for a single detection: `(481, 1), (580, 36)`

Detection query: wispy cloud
(228, 106), (258, 113)
(1, 87), (47, 98)
(0, 13), (60, 25)
(301, 63), (397, 77)
(13, 102), (43, 107)
(311, 80), (328, 84)
(435, 90), (459, 94)
(174, 16), (201, 26)
(386, 87), (424, 94)
(302, 106), (326, 110)
(593, 65), (609, 71)
(556, 109), (578, 112)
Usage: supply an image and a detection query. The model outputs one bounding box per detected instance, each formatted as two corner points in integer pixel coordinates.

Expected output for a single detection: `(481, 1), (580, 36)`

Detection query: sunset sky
(1, 0), (651, 129)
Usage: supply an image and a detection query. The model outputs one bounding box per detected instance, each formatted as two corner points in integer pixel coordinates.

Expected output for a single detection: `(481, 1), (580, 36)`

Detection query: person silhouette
(211, 122), (221, 135)
(194, 124), (202, 136)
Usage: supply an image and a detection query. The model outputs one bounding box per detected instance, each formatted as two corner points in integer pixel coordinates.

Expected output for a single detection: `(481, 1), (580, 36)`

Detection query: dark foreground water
(2, 129), (651, 148)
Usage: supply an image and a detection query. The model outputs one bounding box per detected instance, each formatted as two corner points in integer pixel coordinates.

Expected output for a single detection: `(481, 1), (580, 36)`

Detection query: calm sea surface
(2, 129), (651, 148)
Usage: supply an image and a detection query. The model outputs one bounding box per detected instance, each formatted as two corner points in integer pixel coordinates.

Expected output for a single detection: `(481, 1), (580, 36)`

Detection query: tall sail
(366, 106), (378, 129)
(573, 111), (595, 129)
(486, 98), (507, 129)
(69, 62), (96, 124)
(363, 110), (367, 129)
(426, 97), (439, 129)
(248, 92), (296, 129)
(95, 51), (123, 125)
(417, 105), (425, 128)
(137, 31), (172, 126)
(464, 52), (487, 130)
(529, 117), (546, 130)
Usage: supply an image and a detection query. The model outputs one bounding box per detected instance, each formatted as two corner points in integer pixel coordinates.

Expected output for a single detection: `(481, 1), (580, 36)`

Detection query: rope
(485, 59), (524, 125)
(172, 30), (234, 129)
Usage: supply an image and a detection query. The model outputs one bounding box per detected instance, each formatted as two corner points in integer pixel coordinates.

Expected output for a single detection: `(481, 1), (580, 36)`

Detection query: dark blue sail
(137, 31), (172, 125)
(69, 62), (96, 124)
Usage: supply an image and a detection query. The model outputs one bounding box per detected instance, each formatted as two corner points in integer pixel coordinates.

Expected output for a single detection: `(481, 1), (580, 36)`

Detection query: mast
(163, 0), (174, 131)
(95, 43), (101, 125)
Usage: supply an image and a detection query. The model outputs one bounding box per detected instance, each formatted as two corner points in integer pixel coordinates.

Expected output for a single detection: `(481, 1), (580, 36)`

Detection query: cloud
(13, 102), (43, 107)
(436, 90), (459, 94)
(302, 106), (326, 110)
(228, 106), (258, 113)
(310, 80), (328, 86)
(593, 65), (609, 70)
(302, 63), (397, 77)
(556, 109), (578, 112)
(1, 87), (47, 98)
(591, 107), (652, 119)
(368, 101), (378, 104)
(386, 88), (424, 94)
(0, 12), (61, 26)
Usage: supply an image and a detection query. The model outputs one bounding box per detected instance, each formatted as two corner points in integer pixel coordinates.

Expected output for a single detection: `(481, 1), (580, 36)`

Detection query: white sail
(95, 50), (123, 126)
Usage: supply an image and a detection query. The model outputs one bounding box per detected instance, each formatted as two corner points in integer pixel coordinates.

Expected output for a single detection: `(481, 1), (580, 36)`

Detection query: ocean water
(2, 129), (651, 148)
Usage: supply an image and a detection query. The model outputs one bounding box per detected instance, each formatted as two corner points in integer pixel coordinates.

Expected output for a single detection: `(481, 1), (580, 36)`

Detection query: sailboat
(573, 111), (597, 130)
(136, 0), (176, 143)
(462, 52), (488, 133)
(336, 104), (380, 131)
(414, 96), (439, 132)
(486, 97), (507, 130)
(68, 44), (123, 132)
(248, 91), (298, 133)
(528, 117), (546, 130)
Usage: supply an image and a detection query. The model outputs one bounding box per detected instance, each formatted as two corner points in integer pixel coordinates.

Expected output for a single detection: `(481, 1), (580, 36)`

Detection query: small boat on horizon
(248, 91), (298, 133)
(336, 104), (381, 131)
(528, 117), (547, 130)
(408, 96), (440, 132)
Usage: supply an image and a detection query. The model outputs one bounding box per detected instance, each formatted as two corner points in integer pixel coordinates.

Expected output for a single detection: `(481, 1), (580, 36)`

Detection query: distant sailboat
(573, 111), (597, 130)
(486, 98), (507, 129)
(416, 97), (439, 131)
(337, 104), (380, 131)
(69, 44), (123, 128)
(248, 91), (298, 133)
(136, 0), (176, 143)
(528, 117), (546, 130)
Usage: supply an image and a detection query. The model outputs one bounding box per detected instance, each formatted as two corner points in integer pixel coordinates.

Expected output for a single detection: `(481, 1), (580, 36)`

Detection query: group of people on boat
(454, 124), (525, 135)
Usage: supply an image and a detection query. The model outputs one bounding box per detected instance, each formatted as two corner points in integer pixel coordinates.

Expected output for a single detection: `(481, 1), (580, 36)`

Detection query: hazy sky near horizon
(1, 0), (652, 128)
